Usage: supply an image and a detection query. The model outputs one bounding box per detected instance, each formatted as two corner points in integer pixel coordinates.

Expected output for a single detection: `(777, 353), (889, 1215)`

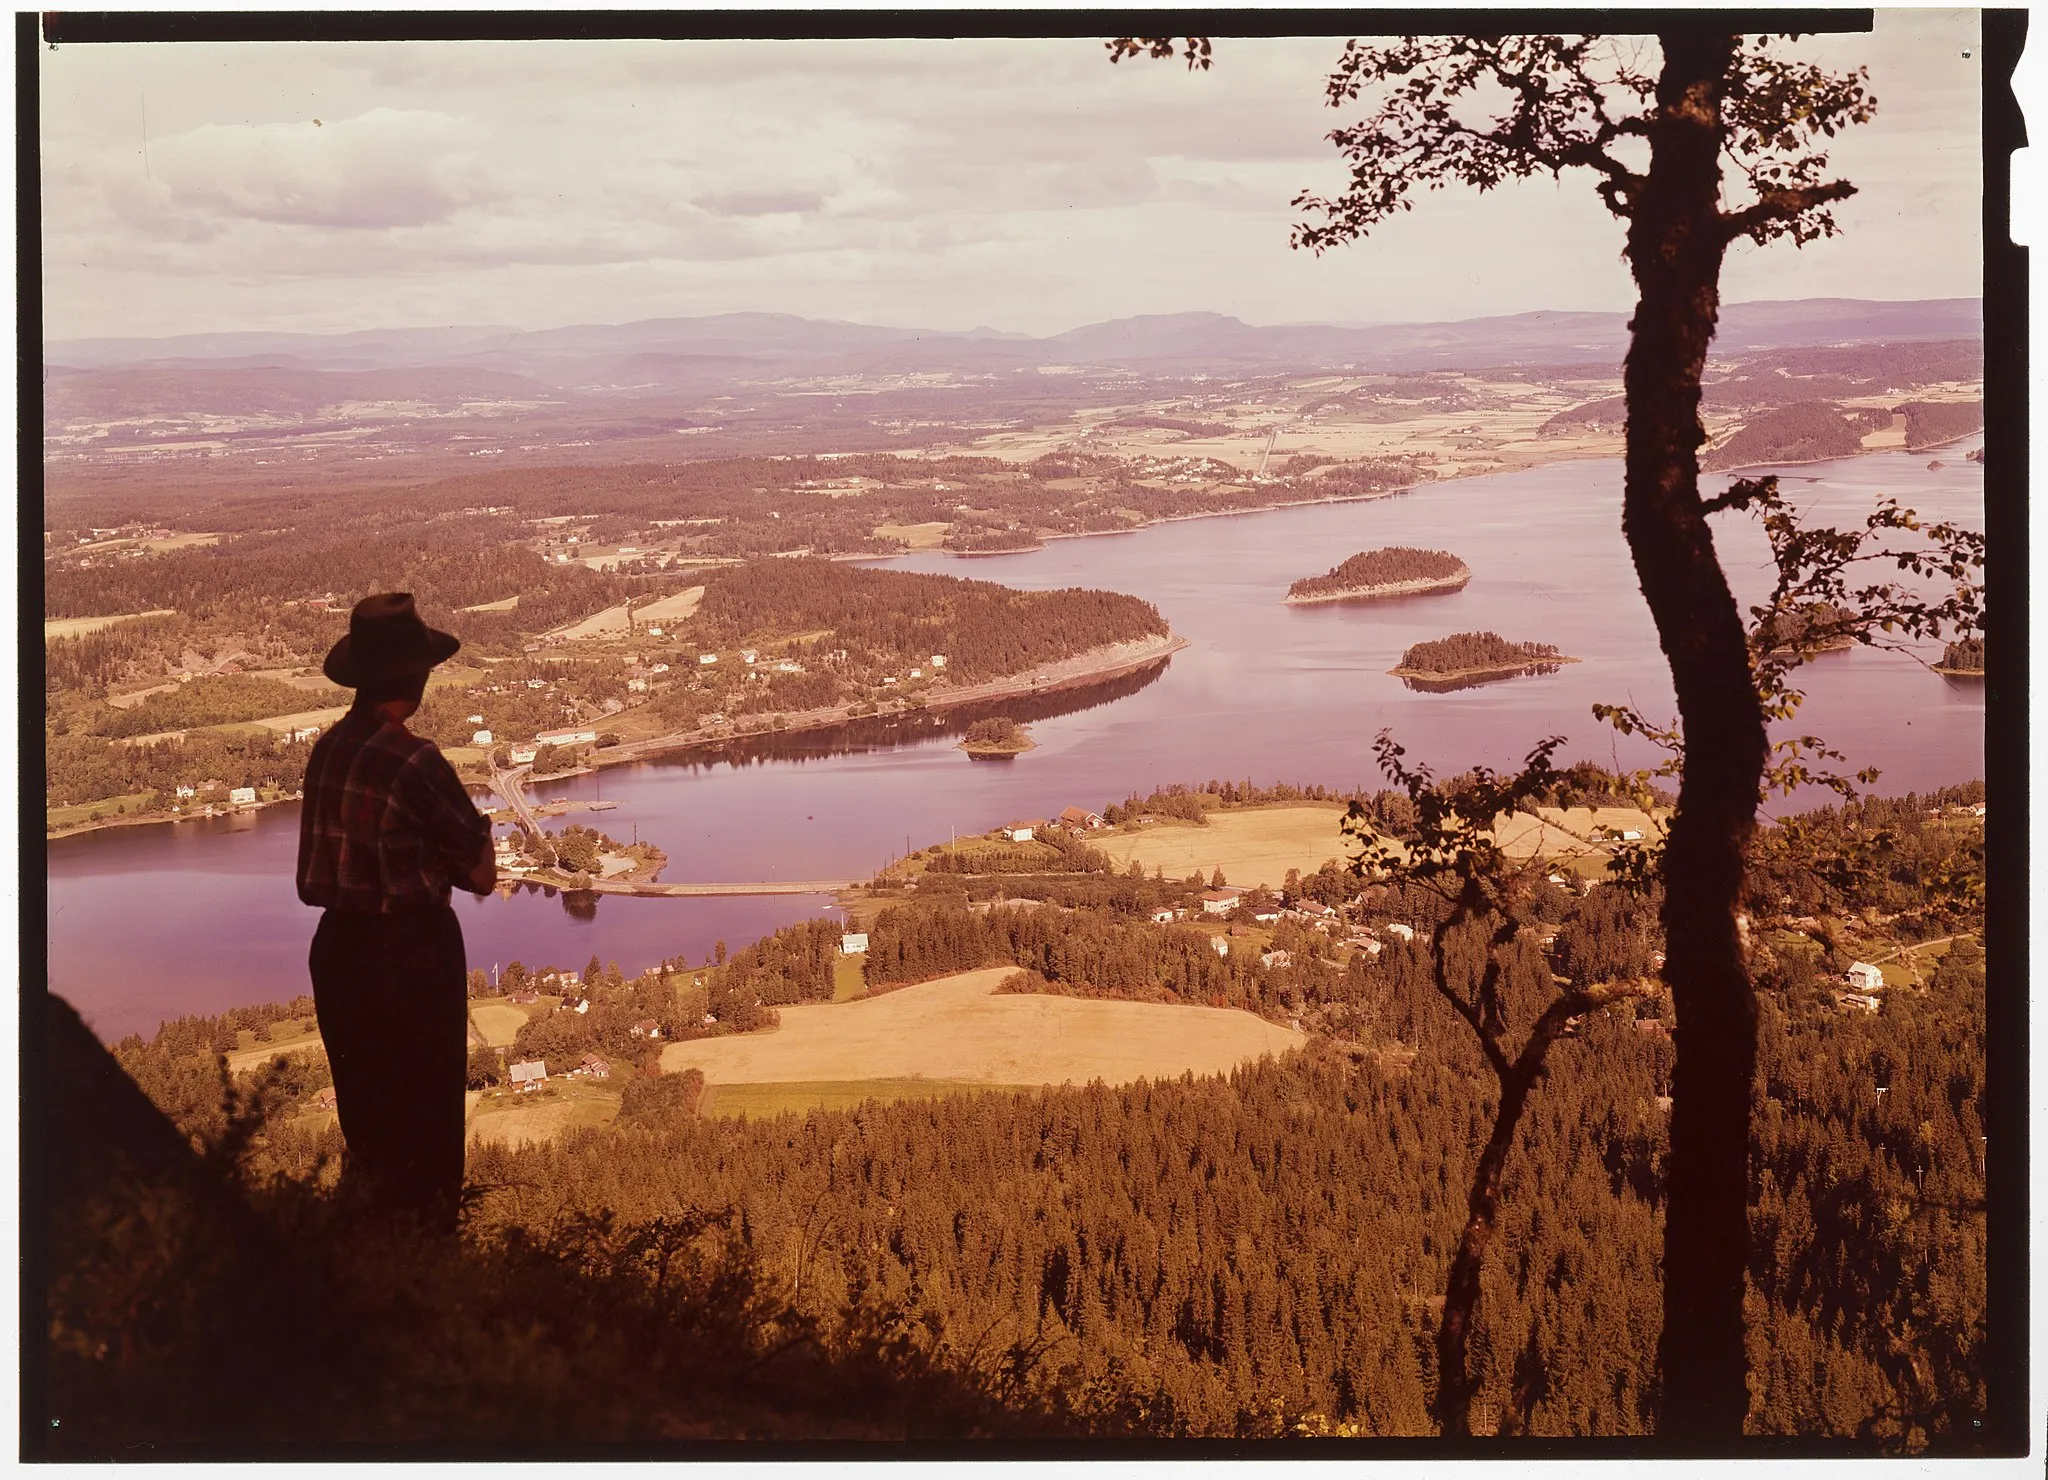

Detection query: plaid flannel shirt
(297, 704), (490, 913)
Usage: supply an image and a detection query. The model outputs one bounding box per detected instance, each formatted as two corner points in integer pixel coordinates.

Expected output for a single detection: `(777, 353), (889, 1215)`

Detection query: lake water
(47, 447), (1985, 1041)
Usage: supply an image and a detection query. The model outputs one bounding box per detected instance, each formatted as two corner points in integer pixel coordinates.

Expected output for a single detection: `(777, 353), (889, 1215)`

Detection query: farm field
(44, 608), (176, 640)
(703, 1078), (1033, 1119)
(631, 585), (705, 624)
(659, 967), (1305, 1088)
(1492, 805), (1670, 861)
(469, 1002), (531, 1048)
(468, 1083), (619, 1148)
(1093, 805), (1356, 889)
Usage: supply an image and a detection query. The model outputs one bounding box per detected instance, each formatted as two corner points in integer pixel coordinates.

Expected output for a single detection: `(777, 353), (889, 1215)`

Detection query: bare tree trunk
(1623, 33), (1768, 1439)
(1434, 1057), (1541, 1436)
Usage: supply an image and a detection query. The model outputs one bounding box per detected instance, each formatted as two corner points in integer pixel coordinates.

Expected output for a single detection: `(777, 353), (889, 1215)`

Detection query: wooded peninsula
(1285, 547), (1470, 604)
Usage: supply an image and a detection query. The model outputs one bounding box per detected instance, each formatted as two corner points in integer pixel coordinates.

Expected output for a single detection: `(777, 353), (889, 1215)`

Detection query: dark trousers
(309, 904), (469, 1229)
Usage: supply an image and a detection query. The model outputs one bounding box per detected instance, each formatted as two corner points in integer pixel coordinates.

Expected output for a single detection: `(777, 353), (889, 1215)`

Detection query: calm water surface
(48, 448), (1984, 1040)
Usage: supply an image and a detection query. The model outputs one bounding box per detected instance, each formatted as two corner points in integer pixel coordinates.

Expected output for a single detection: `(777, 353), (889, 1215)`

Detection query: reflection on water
(1399, 662), (1566, 694)
(561, 890), (600, 920)
(637, 659), (1170, 773)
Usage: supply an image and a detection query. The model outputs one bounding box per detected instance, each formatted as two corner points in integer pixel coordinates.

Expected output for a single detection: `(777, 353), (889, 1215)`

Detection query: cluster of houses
(1001, 806), (1106, 844)
(506, 1051), (613, 1094)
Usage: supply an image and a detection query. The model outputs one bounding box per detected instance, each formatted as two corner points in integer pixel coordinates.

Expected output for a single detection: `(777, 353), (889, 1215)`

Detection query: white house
(1837, 992), (1882, 1014)
(1261, 949), (1292, 969)
(1209, 936), (1230, 957)
(228, 786), (258, 806)
(909, 668), (922, 679)
(649, 663), (669, 674)
(1150, 907), (1179, 924)
(840, 932), (869, 955)
(472, 729), (494, 746)
(509, 745), (538, 765)
(930, 655), (947, 669)
(1200, 887), (1245, 916)
(1384, 922), (1416, 943)
(626, 680), (648, 693)
(175, 785), (196, 798)
(775, 660), (805, 674)
(1844, 961), (1886, 993)
(535, 728), (598, 747)
(467, 714), (485, 725)
(699, 652), (719, 666)
(289, 726), (322, 743)
(740, 649), (757, 664)
(646, 625), (664, 637)
(509, 1060), (548, 1093)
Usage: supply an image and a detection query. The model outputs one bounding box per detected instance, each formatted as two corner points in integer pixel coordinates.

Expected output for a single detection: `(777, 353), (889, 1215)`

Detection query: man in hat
(297, 593), (495, 1229)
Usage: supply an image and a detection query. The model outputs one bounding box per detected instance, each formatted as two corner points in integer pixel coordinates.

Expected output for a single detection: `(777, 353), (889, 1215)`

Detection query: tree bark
(1622, 33), (1769, 1440)
(1434, 1051), (1541, 1436)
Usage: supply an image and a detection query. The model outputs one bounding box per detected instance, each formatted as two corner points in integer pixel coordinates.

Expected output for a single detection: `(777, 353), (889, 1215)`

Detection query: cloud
(142, 107), (491, 230)
(692, 187), (827, 218)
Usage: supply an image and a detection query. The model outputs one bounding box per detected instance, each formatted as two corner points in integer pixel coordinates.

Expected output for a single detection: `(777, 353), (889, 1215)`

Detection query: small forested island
(1389, 631), (1578, 690)
(1753, 602), (1855, 656)
(1934, 635), (1985, 677)
(958, 716), (1035, 756)
(1285, 547), (1470, 605)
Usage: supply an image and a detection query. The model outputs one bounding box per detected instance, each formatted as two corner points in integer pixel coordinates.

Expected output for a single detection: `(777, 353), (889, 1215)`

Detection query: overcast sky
(40, 13), (1984, 342)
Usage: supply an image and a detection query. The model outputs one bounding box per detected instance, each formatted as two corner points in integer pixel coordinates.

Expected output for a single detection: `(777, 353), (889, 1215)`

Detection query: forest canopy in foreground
(1287, 547), (1469, 600)
(60, 786), (1988, 1448)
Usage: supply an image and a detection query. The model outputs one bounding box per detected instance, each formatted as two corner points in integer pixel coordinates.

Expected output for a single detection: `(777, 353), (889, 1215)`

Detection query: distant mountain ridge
(48, 298), (1981, 392)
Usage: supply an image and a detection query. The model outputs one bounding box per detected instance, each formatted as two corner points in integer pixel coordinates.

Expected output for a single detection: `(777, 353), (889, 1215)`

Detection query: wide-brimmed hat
(323, 592), (461, 688)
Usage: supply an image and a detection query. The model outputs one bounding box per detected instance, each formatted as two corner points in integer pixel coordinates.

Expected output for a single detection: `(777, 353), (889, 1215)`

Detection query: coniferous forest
(54, 786), (1989, 1449)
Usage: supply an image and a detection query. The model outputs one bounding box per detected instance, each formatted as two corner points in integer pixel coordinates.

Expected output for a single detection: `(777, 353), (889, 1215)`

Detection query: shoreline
(47, 793), (296, 842)
(1387, 654), (1581, 683)
(583, 632), (1189, 774)
(1284, 571), (1471, 606)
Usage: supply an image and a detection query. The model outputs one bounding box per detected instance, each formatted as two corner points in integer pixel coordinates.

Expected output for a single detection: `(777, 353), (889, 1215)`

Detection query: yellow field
(1093, 805), (1358, 889)
(875, 521), (950, 550)
(470, 1002), (531, 1048)
(45, 609), (176, 640)
(832, 954), (867, 1002)
(226, 1026), (325, 1077)
(554, 603), (633, 640)
(660, 966), (1305, 1088)
(248, 703), (351, 734)
(632, 586), (706, 623)
(460, 594), (520, 613)
(1492, 806), (1669, 862)
(468, 1088), (618, 1148)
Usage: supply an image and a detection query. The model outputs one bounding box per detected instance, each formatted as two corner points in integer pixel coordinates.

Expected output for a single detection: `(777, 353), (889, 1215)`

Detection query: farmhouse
(1150, 907), (1180, 923)
(1843, 962), (1886, 993)
(313, 1087), (338, 1112)
(1837, 992), (1882, 1015)
(840, 932), (870, 955)
(1059, 806), (1106, 830)
(1200, 887), (1246, 917)
(1005, 822), (1042, 844)
(578, 1053), (611, 1079)
(1209, 936), (1230, 957)
(509, 746), (538, 765)
(509, 1060), (548, 1093)
(228, 786), (258, 806)
(630, 1019), (663, 1039)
